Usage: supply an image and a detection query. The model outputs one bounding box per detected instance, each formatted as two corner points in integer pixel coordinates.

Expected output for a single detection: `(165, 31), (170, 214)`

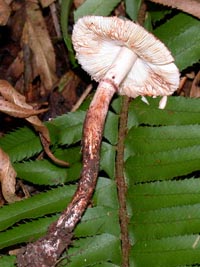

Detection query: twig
(71, 84), (93, 112)
(50, 2), (62, 38)
(116, 96), (131, 267)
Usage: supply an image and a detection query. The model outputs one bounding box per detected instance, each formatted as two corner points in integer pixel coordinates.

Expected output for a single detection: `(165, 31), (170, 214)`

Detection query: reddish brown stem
(17, 81), (116, 267)
(116, 96), (131, 267)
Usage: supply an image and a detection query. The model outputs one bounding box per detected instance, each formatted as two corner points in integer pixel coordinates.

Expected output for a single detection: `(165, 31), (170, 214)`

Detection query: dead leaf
(0, 0), (11, 25)
(0, 147), (20, 203)
(0, 79), (31, 108)
(21, 0), (57, 90)
(4, 0), (13, 4)
(7, 51), (24, 80)
(0, 98), (48, 117)
(0, 80), (69, 166)
(0, 80), (48, 117)
(148, 0), (200, 19)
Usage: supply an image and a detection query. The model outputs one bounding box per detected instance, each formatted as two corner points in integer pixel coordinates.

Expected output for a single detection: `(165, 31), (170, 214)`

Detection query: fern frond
(126, 145), (200, 182)
(128, 96), (200, 127)
(0, 255), (16, 267)
(0, 185), (75, 231)
(66, 234), (121, 267)
(14, 159), (77, 185)
(131, 234), (200, 267)
(0, 215), (58, 250)
(130, 202), (200, 240)
(75, 206), (119, 238)
(126, 96), (200, 266)
(100, 142), (116, 179)
(0, 205), (119, 250)
(50, 110), (85, 145)
(125, 125), (200, 157)
(154, 13), (200, 71)
(0, 126), (42, 162)
(128, 178), (200, 212)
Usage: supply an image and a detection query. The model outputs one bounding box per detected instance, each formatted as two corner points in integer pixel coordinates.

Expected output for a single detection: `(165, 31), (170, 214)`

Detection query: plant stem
(116, 95), (131, 267)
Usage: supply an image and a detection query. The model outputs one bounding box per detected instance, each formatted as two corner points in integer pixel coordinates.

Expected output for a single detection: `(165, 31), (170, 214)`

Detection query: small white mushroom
(67, 15), (180, 242)
(69, 15), (180, 240)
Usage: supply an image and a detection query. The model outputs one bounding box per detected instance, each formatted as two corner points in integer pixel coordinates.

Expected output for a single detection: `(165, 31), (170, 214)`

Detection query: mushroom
(16, 16), (179, 266)
(59, 14), (179, 258)
(68, 15), (179, 227)
(72, 16), (179, 103)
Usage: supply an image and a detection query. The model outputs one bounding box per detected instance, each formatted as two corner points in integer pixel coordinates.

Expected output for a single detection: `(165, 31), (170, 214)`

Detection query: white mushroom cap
(72, 16), (179, 98)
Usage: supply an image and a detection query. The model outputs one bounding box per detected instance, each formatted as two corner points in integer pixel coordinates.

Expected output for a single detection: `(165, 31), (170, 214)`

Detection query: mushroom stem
(56, 81), (117, 231)
(16, 46), (137, 267)
(16, 82), (116, 267)
(104, 46), (137, 86)
(57, 46), (137, 228)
